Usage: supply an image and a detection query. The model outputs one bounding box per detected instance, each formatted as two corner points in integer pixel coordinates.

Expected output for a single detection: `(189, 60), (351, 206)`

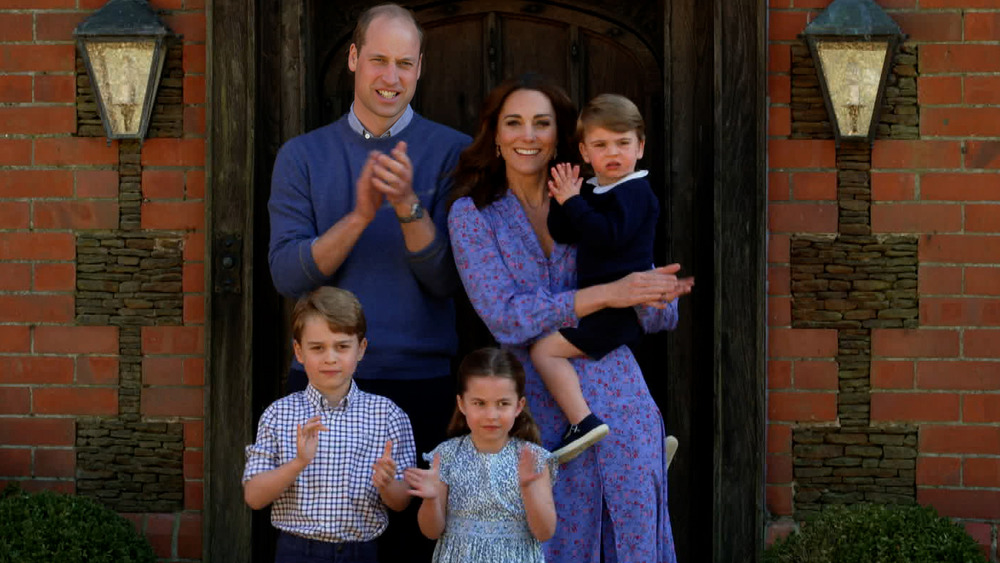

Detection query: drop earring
(496, 144), (501, 158)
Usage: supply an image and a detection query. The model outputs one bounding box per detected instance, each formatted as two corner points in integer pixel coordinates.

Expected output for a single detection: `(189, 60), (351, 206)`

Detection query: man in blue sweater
(267, 4), (470, 561)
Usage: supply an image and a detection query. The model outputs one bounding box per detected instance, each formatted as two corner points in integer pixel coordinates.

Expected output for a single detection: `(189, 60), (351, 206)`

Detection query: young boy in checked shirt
(243, 287), (415, 562)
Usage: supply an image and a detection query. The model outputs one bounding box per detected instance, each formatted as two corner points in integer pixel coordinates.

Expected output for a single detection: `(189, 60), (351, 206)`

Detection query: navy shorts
(274, 532), (377, 563)
(559, 306), (642, 360)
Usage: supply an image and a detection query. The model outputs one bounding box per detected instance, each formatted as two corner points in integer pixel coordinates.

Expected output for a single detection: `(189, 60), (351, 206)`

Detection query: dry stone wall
(73, 140), (185, 512)
(789, 140), (921, 518)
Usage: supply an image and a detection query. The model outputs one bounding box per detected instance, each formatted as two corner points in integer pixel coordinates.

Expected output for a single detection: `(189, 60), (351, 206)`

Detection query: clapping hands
(609, 263), (694, 309)
(372, 440), (398, 491)
(518, 445), (545, 489)
(354, 141), (417, 223)
(404, 452), (446, 500)
(294, 415), (329, 466)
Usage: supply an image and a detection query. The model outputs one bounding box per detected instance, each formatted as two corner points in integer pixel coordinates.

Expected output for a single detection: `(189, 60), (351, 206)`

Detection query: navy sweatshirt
(547, 172), (659, 288)
(268, 114), (470, 380)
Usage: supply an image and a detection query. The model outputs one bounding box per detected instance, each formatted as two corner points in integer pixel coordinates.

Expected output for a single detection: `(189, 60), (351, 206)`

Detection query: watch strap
(396, 201), (424, 223)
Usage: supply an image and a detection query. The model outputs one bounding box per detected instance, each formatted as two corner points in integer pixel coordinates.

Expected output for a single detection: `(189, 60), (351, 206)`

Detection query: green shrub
(765, 503), (987, 563)
(0, 484), (156, 563)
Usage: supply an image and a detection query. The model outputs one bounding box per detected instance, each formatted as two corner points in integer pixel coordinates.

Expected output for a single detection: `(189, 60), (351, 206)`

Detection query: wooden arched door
(238, 1), (761, 562)
(215, 0), (766, 561)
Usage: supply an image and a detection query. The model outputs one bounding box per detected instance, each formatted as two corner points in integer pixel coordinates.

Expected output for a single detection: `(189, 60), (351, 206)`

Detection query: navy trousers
(274, 532), (377, 563)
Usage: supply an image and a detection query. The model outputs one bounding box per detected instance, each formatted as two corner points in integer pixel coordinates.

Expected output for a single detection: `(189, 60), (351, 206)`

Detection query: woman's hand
(605, 264), (694, 309)
(404, 452), (446, 500)
(573, 264), (692, 318)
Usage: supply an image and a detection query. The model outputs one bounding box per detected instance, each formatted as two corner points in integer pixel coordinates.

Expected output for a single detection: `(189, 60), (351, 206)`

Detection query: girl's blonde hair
(447, 347), (542, 444)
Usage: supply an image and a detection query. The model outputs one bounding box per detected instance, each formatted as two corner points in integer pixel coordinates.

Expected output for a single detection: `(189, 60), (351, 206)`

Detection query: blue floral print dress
(425, 435), (556, 563)
(448, 193), (679, 563)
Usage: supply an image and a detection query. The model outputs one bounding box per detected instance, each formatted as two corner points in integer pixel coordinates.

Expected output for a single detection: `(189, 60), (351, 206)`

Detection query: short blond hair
(577, 93), (645, 142)
(291, 287), (366, 342)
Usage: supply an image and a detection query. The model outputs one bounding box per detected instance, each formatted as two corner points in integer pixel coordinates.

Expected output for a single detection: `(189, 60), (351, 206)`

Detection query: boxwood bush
(765, 503), (986, 563)
(0, 484), (156, 563)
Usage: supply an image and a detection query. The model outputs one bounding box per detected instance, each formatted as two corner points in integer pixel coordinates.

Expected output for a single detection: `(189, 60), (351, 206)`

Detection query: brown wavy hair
(451, 74), (579, 210)
(447, 347), (541, 444)
(290, 286), (366, 342)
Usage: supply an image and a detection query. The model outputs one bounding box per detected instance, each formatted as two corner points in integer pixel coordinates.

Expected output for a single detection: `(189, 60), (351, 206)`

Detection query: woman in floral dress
(447, 74), (689, 563)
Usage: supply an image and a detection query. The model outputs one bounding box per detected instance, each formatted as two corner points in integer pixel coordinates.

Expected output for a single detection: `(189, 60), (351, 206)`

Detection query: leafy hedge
(765, 503), (986, 563)
(0, 484), (156, 563)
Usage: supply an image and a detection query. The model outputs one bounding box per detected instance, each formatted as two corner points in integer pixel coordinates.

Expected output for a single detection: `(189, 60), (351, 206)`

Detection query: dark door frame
(206, 0), (766, 561)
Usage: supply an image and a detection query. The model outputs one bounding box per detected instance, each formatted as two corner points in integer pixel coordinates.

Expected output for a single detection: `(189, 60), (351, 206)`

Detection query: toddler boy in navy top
(243, 286), (416, 562)
(535, 94), (694, 463)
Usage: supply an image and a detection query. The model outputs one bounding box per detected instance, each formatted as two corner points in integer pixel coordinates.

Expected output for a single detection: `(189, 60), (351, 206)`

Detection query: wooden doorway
(208, 0), (766, 561)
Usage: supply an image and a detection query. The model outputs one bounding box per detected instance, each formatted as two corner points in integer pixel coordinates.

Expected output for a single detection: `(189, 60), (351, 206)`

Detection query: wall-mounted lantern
(74, 0), (171, 141)
(802, 0), (905, 145)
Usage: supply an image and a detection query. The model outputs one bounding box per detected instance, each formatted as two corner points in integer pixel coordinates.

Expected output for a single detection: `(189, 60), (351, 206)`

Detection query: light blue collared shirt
(347, 103), (414, 139)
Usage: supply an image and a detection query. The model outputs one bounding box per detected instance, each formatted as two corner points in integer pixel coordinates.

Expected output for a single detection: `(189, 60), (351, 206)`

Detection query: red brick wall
(768, 1), (1000, 560)
(0, 0), (205, 560)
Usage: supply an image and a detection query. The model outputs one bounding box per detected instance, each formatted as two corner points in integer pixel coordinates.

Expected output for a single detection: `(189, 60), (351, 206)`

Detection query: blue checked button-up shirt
(243, 381), (416, 542)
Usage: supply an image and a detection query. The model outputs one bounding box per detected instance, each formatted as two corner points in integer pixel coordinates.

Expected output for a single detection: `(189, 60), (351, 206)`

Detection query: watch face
(399, 201), (424, 223)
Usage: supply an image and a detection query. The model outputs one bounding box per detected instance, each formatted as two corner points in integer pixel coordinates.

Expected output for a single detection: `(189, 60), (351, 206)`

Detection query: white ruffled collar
(587, 170), (649, 194)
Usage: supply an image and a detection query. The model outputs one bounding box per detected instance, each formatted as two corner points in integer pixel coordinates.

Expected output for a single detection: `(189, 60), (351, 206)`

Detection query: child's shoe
(553, 414), (609, 463)
(665, 435), (679, 469)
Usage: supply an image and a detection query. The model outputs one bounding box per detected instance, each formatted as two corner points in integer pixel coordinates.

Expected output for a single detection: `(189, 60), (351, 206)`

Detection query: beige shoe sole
(666, 435), (679, 469)
(553, 424), (610, 463)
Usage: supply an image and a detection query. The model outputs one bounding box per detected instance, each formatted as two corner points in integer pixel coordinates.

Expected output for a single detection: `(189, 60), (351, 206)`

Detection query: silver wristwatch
(396, 201), (425, 223)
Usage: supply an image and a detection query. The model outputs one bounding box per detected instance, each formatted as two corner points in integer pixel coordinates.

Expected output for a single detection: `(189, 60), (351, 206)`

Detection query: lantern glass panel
(85, 39), (157, 136)
(815, 40), (888, 138)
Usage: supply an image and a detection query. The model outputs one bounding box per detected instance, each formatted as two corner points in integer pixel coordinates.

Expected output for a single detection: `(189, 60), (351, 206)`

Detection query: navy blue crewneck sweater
(268, 114), (470, 380)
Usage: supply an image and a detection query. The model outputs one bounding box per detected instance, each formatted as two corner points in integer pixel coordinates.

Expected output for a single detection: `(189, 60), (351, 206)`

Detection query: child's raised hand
(404, 452), (445, 500)
(547, 163), (583, 205)
(295, 415), (328, 466)
(372, 440), (398, 490)
(518, 445), (545, 489)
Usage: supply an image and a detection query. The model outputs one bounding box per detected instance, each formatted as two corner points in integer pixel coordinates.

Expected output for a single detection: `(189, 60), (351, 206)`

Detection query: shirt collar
(304, 380), (359, 411)
(348, 103), (414, 139)
(587, 170), (649, 194)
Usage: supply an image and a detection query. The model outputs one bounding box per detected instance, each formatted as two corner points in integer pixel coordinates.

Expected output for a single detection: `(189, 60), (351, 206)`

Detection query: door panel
(416, 17), (486, 134)
(499, 16), (571, 85)
(581, 32), (644, 102)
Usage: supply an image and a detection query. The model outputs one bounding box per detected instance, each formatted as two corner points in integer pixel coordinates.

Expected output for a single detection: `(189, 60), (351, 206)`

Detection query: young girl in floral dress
(405, 348), (557, 563)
